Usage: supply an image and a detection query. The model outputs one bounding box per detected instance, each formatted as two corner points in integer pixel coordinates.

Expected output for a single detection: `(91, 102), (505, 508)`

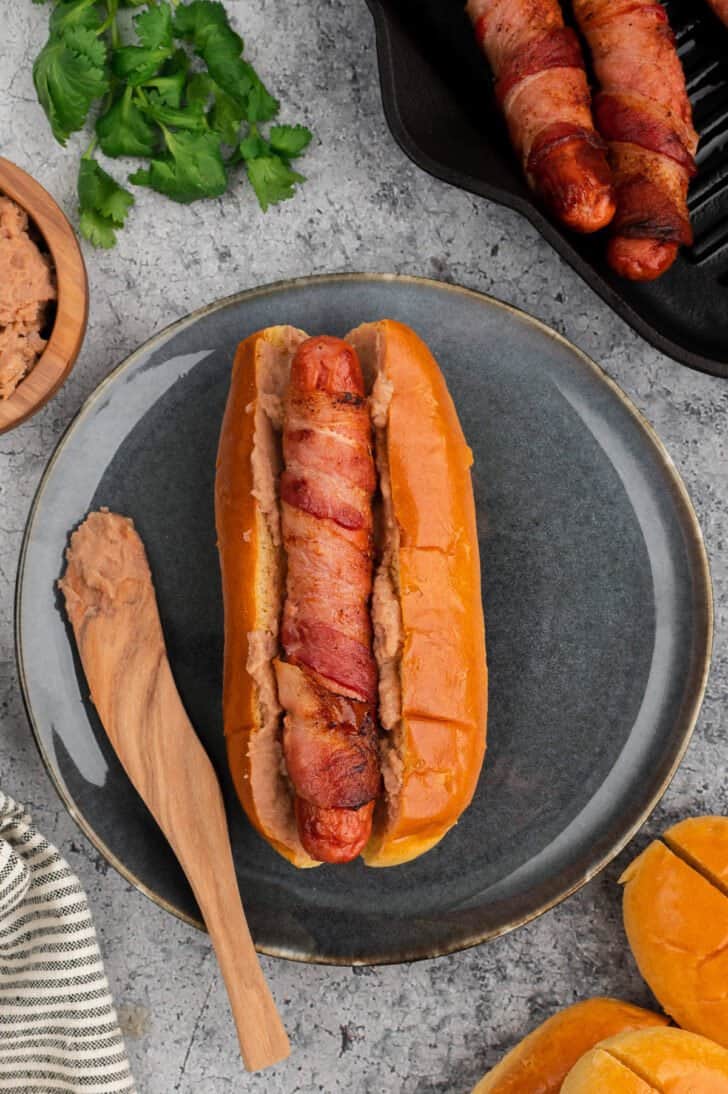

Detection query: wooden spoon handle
(130, 673), (291, 1071)
(194, 841), (291, 1071)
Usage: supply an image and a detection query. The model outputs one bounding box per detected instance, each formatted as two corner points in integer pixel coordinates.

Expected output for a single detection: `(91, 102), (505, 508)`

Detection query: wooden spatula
(59, 509), (290, 1073)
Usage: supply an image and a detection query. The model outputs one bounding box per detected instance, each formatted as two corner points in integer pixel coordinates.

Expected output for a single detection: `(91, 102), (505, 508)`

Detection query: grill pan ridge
(366, 0), (728, 377)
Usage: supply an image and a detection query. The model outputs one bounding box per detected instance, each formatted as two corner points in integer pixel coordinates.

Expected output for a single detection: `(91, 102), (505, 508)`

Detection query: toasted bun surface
(347, 320), (487, 868)
(663, 815), (728, 892)
(216, 326), (317, 868)
(562, 1027), (728, 1093)
(621, 817), (728, 1046)
(471, 997), (667, 1093)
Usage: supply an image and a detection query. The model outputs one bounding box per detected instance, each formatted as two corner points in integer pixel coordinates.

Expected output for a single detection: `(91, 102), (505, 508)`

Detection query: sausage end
(607, 235), (679, 281)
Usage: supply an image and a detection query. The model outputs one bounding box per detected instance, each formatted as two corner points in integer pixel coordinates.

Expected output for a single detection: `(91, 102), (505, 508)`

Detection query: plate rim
(14, 271), (714, 965)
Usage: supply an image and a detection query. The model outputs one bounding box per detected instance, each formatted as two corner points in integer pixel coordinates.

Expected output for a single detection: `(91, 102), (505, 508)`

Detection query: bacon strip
(466, 0), (615, 233)
(705, 0), (728, 26)
(573, 0), (699, 280)
(278, 336), (380, 863)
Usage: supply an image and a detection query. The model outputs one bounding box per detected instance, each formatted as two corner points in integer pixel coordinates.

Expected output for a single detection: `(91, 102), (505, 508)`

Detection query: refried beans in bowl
(0, 194), (57, 400)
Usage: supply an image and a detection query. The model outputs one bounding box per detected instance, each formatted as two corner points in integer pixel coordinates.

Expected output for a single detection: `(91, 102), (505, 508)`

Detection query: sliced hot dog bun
(561, 1027), (728, 1093)
(346, 320), (487, 867)
(215, 325), (319, 868)
(471, 997), (667, 1093)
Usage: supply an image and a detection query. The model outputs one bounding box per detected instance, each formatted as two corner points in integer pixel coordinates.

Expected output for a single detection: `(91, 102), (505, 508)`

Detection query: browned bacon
(277, 336), (380, 863)
(466, 0), (615, 233)
(574, 0), (699, 280)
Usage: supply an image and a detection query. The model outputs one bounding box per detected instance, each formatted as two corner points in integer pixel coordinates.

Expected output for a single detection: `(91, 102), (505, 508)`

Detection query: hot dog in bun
(215, 320), (487, 867)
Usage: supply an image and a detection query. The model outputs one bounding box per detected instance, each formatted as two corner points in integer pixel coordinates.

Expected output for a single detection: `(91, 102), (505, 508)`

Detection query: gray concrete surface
(1, 3), (727, 1091)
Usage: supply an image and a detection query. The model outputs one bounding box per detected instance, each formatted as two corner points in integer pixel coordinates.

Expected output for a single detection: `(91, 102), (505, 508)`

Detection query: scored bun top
(562, 1027), (728, 1093)
(472, 997), (667, 1094)
(621, 816), (728, 1047)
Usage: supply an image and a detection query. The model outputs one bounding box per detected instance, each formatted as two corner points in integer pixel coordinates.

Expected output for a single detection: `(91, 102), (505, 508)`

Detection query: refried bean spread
(0, 195), (56, 400)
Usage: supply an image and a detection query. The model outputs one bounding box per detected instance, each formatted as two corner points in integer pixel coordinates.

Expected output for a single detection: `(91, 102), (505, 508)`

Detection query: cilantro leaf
(172, 2), (231, 43)
(78, 158), (134, 247)
(112, 44), (170, 85)
(185, 72), (215, 108)
(237, 128), (269, 162)
(185, 72), (243, 144)
(50, 0), (103, 34)
(96, 86), (156, 157)
(79, 208), (118, 248)
(130, 128), (227, 203)
(142, 49), (189, 107)
(244, 70), (279, 123)
(135, 2), (173, 49)
(141, 93), (208, 132)
(269, 124), (312, 159)
(246, 155), (304, 211)
(173, 2), (255, 107)
(112, 2), (174, 85)
(33, 26), (109, 144)
(208, 84), (244, 143)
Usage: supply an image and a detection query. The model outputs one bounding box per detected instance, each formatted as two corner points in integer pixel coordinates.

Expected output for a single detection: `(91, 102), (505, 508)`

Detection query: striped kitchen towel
(0, 792), (135, 1093)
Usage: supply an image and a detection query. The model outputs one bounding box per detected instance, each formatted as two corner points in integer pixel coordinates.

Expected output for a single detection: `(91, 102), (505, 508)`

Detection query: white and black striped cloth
(0, 793), (135, 1093)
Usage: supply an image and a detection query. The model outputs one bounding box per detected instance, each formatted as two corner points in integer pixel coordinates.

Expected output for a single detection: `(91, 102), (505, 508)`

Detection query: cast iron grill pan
(366, 0), (728, 377)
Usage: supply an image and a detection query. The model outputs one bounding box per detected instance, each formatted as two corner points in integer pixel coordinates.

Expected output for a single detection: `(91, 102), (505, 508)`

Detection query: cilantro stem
(82, 136), (98, 161)
(95, 0), (118, 40)
(109, 0), (120, 50)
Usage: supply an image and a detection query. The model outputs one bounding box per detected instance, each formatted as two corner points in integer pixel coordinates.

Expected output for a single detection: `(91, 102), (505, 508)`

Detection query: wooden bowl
(0, 158), (88, 434)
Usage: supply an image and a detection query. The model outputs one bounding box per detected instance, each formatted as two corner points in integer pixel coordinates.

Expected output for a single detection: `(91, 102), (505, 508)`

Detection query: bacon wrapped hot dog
(276, 336), (380, 863)
(573, 0), (699, 281)
(466, 0), (615, 233)
(215, 322), (487, 869)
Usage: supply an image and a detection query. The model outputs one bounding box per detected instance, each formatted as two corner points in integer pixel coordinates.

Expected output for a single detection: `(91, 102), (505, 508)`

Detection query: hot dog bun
(215, 320), (487, 868)
(216, 325), (317, 868)
(347, 320), (487, 867)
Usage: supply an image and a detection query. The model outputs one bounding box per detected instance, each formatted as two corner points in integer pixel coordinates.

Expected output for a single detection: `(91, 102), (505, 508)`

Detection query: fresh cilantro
(78, 157), (134, 247)
(245, 72), (279, 124)
(135, 2), (173, 48)
(173, 1), (254, 107)
(140, 92), (207, 131)
(112, 2), (174, 85)
(185, 72), (214, 107)
(246, 156), (304, 212)
(143, 49), (189, 106)
(96, 86), (156, 156)
(171, 2), (230, 45)
(50, 0), (103, 34)
(31, 0), (313, 245)
(33, 26), (109, 143)
(237, 128), (269, 162)
(130, 127), (227, 202)
(269, 124), (312, 159)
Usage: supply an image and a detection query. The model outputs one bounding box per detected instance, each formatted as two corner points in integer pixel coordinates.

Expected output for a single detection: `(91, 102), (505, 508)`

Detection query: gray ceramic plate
(16, 274), (712, 965)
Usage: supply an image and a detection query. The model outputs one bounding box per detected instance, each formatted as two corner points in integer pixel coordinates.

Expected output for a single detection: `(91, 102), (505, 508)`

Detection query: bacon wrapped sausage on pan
(466, 0), (615, 233)
(573, 0), (699, 281)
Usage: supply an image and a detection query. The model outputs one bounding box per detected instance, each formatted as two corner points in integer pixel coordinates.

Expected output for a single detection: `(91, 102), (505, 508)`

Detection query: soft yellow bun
(471, 997), (667, 1093)
(348, 320), (487, 867)
(562, 1027), (728, 1092)
(216, 326), (317, 868)
(621, 817), (728, 1046)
